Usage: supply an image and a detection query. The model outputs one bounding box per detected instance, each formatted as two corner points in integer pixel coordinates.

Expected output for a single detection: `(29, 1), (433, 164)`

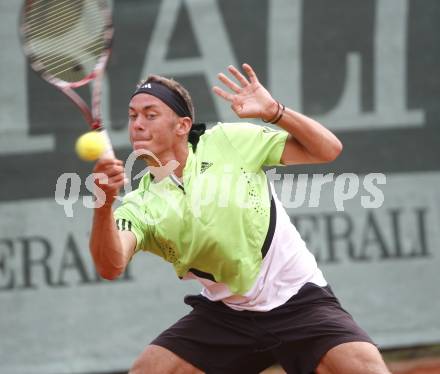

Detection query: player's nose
(131, 115), (148, 132)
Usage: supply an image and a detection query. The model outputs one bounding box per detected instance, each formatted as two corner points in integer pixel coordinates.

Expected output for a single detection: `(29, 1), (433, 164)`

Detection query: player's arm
(274, 106), (342, 165)
(89, 159), (135, 280)
(213, 63), (343, 165)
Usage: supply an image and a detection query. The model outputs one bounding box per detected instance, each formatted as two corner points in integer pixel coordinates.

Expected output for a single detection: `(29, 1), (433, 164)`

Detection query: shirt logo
(200, 161), (213, 174)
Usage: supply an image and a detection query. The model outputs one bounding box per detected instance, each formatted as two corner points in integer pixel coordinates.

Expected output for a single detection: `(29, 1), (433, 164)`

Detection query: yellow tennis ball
(75, 131), (106, 161)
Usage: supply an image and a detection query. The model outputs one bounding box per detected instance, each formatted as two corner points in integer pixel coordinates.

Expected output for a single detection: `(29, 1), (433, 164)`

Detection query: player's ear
(176, 117), (192, 136)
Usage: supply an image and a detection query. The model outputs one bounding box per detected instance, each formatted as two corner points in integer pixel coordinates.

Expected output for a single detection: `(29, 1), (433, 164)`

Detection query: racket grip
(99, 129), (115, 159)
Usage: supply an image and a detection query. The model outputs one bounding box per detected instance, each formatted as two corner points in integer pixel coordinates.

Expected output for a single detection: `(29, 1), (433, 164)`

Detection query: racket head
(19, 0), (113, 89)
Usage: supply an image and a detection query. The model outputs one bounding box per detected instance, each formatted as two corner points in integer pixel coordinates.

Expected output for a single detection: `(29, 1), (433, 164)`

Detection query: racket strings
(26, 0), (101, 43)
(25, 0), (83, 34)
(25, 0), (103, 48)
(38, 35), (104, 69)
(45, 42), (105, 78)
(23, 0), (108, 82)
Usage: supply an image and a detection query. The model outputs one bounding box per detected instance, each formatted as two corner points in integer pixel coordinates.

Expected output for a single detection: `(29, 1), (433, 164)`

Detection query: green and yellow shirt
(114, 122), (288, 295)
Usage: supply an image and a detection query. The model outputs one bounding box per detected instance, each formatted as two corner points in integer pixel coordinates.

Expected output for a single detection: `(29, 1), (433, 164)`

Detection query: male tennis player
(90, 63), (390, 374)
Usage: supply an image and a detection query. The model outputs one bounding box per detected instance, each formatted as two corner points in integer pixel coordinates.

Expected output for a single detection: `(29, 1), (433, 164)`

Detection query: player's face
(128, 94), (179, 157)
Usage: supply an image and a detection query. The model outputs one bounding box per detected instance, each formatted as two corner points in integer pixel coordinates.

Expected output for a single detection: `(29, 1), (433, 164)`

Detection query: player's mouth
(132, 140), (153, 149)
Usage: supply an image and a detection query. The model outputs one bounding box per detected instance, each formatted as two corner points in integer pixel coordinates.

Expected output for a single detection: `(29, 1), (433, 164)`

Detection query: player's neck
(147, 142), (189, 178)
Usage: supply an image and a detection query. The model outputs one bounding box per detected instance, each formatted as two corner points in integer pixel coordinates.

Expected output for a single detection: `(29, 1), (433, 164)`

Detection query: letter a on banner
(141, 0), (238, 122)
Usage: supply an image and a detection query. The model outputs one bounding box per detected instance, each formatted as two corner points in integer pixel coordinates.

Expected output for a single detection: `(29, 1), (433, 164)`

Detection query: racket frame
(19, 0), (115, 154)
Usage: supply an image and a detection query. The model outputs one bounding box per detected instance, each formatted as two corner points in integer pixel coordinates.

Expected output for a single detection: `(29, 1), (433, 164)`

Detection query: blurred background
(0, 0), (439, 373)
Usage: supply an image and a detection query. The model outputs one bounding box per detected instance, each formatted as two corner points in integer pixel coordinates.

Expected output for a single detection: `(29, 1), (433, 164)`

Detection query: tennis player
(90, 64), (390, 374)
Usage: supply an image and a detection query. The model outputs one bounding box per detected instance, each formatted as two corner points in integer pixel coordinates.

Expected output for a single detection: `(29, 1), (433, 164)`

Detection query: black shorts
(151, 283), (374, 374)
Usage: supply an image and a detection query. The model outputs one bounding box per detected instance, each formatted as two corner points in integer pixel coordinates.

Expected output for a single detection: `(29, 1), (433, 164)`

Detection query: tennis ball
(75, 131), (106, 161)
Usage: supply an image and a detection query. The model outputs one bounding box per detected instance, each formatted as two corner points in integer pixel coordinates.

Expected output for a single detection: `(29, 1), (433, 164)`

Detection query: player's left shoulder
(216, 121), (258, 130)
(213, 121), (262, 138)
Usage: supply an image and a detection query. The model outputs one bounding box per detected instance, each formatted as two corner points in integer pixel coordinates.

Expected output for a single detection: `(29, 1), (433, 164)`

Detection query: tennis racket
(19, 0), (115, 158)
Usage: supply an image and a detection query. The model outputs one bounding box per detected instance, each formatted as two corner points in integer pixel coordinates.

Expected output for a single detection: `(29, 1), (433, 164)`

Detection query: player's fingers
(96, 158), (120, 166)
(212, 86), (234, 101)
(228, 65), (249, 87)
(242, 63), (259, 84)
(218, 73), (241, 93)
(96, 176), (123, 193)
(95, 161), (123, 174)
(94, 158), (123, 173)
(93, 168), (121, 182)
(108, 174), (126, 186)
(103, 180), (124, 192)
(104, 165), (124, 178)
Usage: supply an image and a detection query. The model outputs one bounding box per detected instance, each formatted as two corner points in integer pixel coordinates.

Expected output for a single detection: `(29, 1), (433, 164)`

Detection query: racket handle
(99, 129), (115, 159)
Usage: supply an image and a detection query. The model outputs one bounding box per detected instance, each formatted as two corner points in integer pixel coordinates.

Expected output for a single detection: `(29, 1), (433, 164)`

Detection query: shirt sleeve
(219, 123), (289, 170)
(113, 193), (147, 252)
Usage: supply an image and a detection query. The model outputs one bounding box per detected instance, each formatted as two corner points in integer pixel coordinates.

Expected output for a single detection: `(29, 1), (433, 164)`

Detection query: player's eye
(128, 113), (137, 121)
(146, 113), (157, 120)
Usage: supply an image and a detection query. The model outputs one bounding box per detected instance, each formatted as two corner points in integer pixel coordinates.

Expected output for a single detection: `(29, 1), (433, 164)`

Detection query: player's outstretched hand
(93, 159), (126, 208)
(213, 63), (278, 121)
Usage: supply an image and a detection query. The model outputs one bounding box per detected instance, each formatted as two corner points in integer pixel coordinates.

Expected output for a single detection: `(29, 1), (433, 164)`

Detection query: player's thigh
(129, 344), (204, 374)
(316, 341), (390, 374)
